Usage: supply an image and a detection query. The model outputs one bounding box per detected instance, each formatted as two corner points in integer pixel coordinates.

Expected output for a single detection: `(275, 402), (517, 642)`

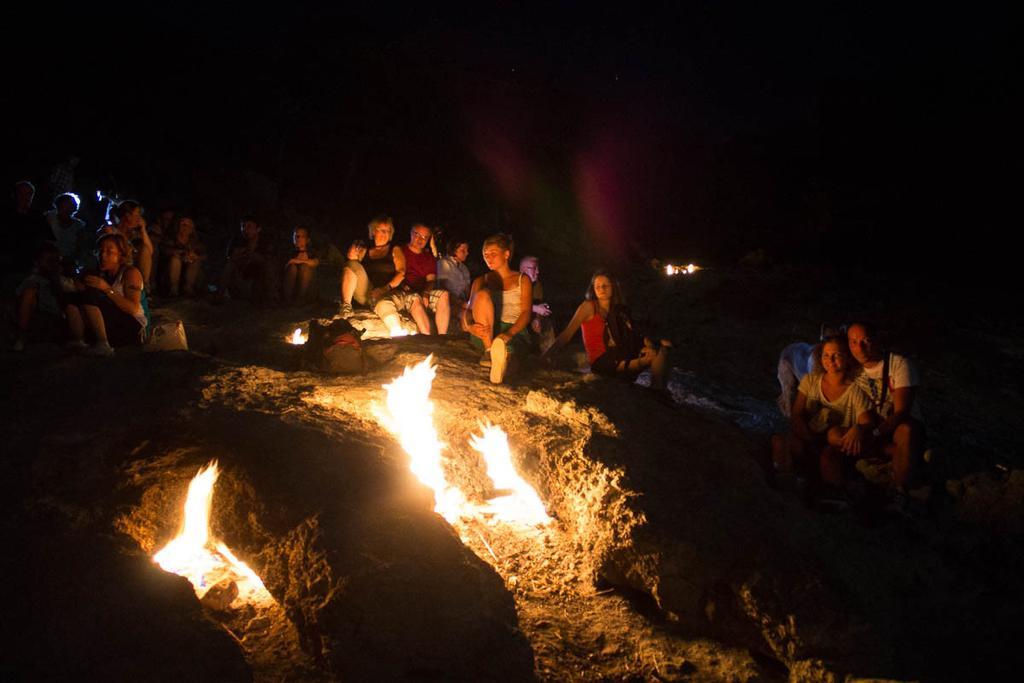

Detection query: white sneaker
(340, 302), (354, 319)
(86, 341), (114, 357)
(489, 337), (507, 384)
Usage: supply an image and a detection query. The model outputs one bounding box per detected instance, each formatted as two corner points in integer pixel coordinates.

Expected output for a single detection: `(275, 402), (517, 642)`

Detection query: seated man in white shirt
(847, 322), (927, 492)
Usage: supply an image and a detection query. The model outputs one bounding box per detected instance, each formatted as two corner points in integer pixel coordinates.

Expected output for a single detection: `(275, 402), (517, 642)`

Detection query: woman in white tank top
(461, 233), (532, 384)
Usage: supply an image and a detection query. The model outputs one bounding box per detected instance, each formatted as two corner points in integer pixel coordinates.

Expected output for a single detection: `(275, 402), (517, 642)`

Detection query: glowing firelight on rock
(288, 327), (307, 344)
(665, 263), (700, 276)
(375, 356), (466, 522)
(153, 461), (273, 607)
(470, 422), (551, 526)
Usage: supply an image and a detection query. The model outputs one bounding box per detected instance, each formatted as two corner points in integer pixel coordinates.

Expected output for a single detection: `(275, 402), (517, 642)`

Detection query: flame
(665, 263), (700, 276)
(374, 356), (550, 529)
(288, 327), (307, 344)
(375, 356), (465, 522)
(153, 461), (273, 607)
(470, 422), (551, 526)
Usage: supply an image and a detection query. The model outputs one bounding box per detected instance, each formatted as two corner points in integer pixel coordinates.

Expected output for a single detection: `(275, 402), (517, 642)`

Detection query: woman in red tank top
(544, 271), (672, 389)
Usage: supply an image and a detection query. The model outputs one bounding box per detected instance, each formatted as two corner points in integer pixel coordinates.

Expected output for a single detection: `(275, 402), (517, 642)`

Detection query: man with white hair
(397, 223), (450, 335)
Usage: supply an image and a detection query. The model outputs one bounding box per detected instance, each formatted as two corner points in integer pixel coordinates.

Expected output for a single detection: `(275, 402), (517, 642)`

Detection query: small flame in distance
(153, 461), (273, 607)
(288, 327), (307, 344)
(665, 263), (700, 276)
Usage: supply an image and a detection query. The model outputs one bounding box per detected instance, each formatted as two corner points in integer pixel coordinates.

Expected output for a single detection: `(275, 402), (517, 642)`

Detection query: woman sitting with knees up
(66, 232), (148, 356)
(544, 270), (672, 390)
(462, 233), (532, 384)
(338, 238), (369, 316)
(346, 215), (407, 334)
(283, 226), (320, 304)
(161, 213), (206, 298)
(776, 333), (873, 491)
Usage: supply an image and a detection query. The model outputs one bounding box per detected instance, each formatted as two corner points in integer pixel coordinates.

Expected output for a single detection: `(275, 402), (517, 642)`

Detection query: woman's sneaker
(489, 338), (507, 384)
(340, 302), (353, 319)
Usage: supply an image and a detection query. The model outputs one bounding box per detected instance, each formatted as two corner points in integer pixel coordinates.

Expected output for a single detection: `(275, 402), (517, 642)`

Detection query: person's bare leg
(166, 256), (183, 296)
(434, 290), (450, 334)
(341, 267), (357, 305)
(138, 243), (154, 290)
(17, 287), (38, 338)
(282, 264), (298, 302)
(819, 426), (847, 486)
(65, 305), (85, 341)
(183, 261), (199, 297)
(410, 298), (431, 334)
(889, 422), (924, 488)
(470, 289), (495, 349)
(650, 342), (671, 390)
(82, 304), (109, 343)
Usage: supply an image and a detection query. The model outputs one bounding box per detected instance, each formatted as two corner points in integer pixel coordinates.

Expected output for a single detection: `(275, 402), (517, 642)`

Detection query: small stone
(200, 579), (239, 612)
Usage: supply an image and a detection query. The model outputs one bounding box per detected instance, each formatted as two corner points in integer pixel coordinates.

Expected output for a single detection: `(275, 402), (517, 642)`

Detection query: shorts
(590, 347), (636, 377)
(393, 288), (447, 313)
(82, 289), (146, 347)
(469, 321), (530, 355)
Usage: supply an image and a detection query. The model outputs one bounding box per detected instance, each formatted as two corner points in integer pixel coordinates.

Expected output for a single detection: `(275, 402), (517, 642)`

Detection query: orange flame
(153, 461), (272, 607)
(375, 356), (466, 522)
(470, 422), (551, 526)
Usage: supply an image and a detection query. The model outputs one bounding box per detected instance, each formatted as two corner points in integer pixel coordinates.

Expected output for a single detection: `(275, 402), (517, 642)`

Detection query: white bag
(145, 320), (189, 351)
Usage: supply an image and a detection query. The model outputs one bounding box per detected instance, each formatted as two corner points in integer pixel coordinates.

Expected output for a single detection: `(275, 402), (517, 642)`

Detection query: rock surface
(6, 289), (1023, 682)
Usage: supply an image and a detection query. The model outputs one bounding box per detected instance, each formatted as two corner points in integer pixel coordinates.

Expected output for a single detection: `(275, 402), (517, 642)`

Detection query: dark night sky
(7, 4), (1014, 277)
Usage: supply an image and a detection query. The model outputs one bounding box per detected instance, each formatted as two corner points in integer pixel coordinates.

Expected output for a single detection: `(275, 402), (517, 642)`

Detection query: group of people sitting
(337, 215), (672, 385)
(5, 183), (163, 354)
(5, 184), (674, 389)
(773, 322), (927, 509)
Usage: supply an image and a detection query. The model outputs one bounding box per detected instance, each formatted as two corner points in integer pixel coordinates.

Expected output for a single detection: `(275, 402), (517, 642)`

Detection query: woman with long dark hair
(545, 270), (671, 389)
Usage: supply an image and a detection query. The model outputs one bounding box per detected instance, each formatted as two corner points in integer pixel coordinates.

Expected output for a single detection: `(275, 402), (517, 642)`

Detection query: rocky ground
(4, 265), (1022, 681)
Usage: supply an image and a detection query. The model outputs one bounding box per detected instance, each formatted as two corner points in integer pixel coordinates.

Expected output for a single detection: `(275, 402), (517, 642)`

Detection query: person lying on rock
(282, 225), (320, 304)
(395, 223), (450, 335)
(544, 270), (672, 389)
(847, 321), (927, 501)
(65, 232), (148, 355)
(462, 233), (532, 384)
(775, 333), (873, 490)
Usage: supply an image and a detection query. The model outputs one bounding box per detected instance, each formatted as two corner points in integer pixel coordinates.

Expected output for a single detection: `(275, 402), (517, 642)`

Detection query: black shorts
(590, 348), (634, 377)
(83, 289), (145, 347)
